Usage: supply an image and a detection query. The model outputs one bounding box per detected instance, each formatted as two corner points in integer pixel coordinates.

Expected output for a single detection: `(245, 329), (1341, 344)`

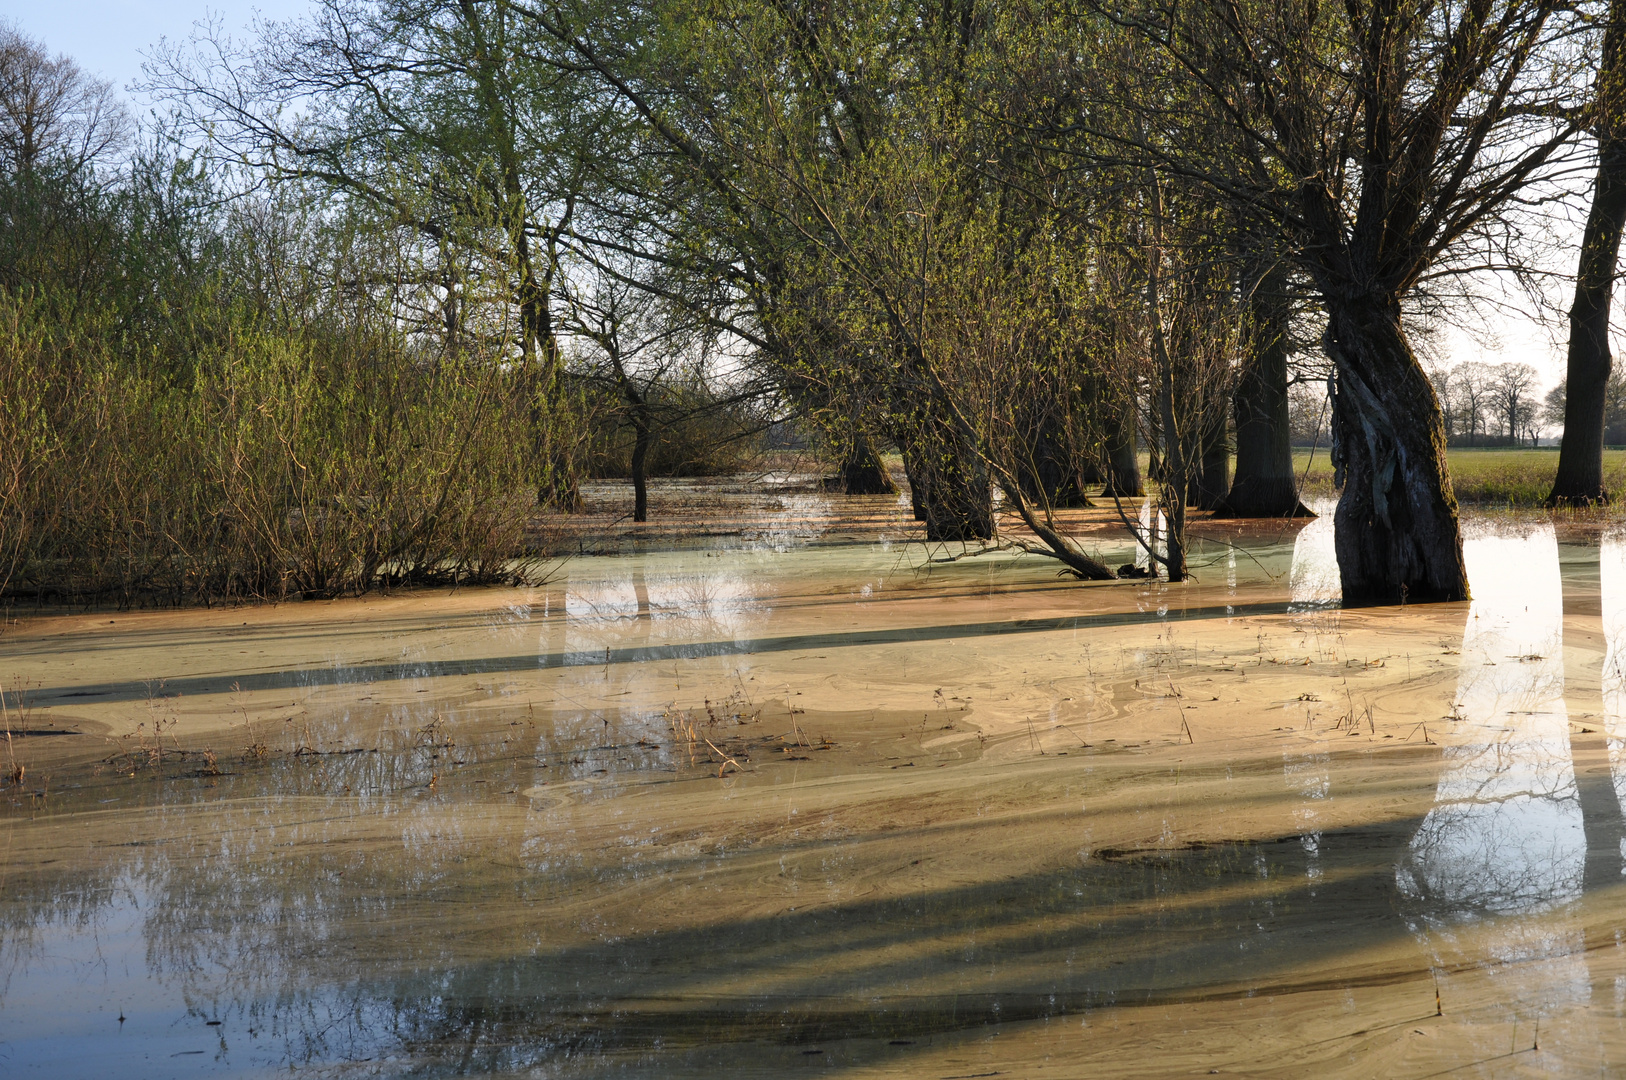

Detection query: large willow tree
(1081, 0), (1593, 602)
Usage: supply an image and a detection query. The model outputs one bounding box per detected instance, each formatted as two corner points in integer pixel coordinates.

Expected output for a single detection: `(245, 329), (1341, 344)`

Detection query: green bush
(0, 294), (546, 605)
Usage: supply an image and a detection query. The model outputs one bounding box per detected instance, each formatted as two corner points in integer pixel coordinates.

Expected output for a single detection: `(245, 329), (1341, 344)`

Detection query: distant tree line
(1430, 364), (1543, 448)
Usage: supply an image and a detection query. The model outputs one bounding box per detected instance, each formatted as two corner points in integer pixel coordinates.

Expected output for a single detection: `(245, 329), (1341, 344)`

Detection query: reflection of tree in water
(1394, 528), (1626, 1068)
(1398, 529), (1585, 916)
(561, 565), (768, 646)
(1602, 538), (1626, 819)
(1287, 505), (1340, 610)
(3, 778), (1439, 1074)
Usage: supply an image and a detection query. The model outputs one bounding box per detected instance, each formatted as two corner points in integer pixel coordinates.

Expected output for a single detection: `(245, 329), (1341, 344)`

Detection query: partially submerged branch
(996, 479), (1118, 580)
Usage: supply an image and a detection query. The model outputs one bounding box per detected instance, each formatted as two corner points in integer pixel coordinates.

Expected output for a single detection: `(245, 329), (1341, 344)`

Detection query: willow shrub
(0, 296), (543, 605)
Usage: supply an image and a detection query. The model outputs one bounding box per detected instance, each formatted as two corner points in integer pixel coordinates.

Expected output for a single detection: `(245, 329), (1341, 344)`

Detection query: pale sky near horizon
(0, 0), (1596, 413)
(0, 2), (308, 94)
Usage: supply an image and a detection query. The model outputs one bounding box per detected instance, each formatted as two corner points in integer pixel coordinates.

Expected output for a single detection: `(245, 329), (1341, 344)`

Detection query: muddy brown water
(6, 491), (1626, 1076)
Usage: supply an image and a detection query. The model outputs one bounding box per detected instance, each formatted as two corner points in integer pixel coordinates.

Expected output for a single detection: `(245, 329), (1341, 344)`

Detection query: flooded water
(8, 493), (1626, 1076)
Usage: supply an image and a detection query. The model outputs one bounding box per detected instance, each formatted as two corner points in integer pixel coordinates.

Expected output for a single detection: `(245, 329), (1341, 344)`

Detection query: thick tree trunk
(1324, 299), (1468, 604)
(840, 430), (898, 495)
(902, 445), (928, 521)
(1189, 406), (1230, 511)
(1100, 400), (1142, 498)
(1164, 492), (1187, 581)
(920, 451), (993, 542)
(899, 420), (993, 542)
(1222, 272), (1312, 517)
(1548, 0), (1626, 506)
(1017, 410), (1092, 509)
(1157, 356), (1189, 582)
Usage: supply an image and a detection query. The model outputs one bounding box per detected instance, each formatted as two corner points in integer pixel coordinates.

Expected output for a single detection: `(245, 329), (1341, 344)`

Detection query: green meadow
(1292, 447), (1626, 507)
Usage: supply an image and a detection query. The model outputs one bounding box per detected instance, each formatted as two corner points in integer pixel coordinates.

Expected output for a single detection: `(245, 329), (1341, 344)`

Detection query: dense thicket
(0, 28), (544, 603)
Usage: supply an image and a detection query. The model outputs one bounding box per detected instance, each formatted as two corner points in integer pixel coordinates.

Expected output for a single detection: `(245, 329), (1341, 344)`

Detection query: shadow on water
(11, 600), (1314, 711)
(1, 808), (1437, 1076)
(19, 513), (1626, 1074)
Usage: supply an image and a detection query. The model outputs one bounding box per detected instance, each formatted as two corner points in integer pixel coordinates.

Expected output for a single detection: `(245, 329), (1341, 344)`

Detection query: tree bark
(1145, 199), (1189, 582)
(919, 450), (993, 542)
(1100, 398), (1142, 498)
(1017, 409), (1092, 509)
(1548, 0), (1626, 507)
(1189, 404), (1231, 510)
(902, 444), (928, 521)
(1324, 299), (1468, 604)
(840, 429), (898, 495)
(609, 339), (651, 522)
(900, 418), (993, 542)
(1157, 383), (1189, 581)
(630, 420), (651, 522)
(1221, 270), (1312, 517)
(996, 480), (1117, 579)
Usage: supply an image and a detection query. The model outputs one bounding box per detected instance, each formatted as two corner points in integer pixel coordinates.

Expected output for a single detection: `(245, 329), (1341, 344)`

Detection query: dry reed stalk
(703, 737), (742, 778)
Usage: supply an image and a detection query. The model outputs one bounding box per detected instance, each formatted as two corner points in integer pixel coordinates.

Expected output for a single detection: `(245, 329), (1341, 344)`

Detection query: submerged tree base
(1545, 489), (1613, 509)
(1325, 300), (1470, 605)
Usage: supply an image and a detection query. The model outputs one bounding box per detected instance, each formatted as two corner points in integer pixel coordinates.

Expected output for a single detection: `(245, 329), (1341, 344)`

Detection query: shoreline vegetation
(0, 294), (545, 607)
(6, 444), (1625, 614)
(0, 0), (1619, 611)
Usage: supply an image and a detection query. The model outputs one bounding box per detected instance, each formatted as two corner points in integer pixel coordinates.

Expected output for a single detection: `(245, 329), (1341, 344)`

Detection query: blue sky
(0, 1), (311, 95)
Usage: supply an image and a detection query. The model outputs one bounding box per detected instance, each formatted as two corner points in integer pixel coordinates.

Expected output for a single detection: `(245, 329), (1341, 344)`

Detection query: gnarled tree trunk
(1325, 299), (1468, 604)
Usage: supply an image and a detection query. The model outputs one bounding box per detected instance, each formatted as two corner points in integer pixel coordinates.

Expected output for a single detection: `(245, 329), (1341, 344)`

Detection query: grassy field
(1291, 447), (1626, 506)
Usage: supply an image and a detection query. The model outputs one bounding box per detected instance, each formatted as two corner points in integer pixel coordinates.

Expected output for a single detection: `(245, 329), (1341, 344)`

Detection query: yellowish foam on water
(6, 502), (1626, 1077)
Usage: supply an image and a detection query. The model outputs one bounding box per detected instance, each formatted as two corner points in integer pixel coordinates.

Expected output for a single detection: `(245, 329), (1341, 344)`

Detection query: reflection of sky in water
(1287, 501), (1339, 609)
(25, 515), (1626, 1073)
(561, 572), (763, 638)
(1133, 498), (1165, 572)
(2, 877), (323, 1078)
(1399, 528), (1584, 915)
(741, 494), (830, 551)
(1603, 537), (1626, 816)
(1283, 745), (1329, 881)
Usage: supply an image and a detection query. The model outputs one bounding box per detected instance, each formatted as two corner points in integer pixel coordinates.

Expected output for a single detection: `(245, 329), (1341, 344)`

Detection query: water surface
(7, 501), (1626, 1076)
